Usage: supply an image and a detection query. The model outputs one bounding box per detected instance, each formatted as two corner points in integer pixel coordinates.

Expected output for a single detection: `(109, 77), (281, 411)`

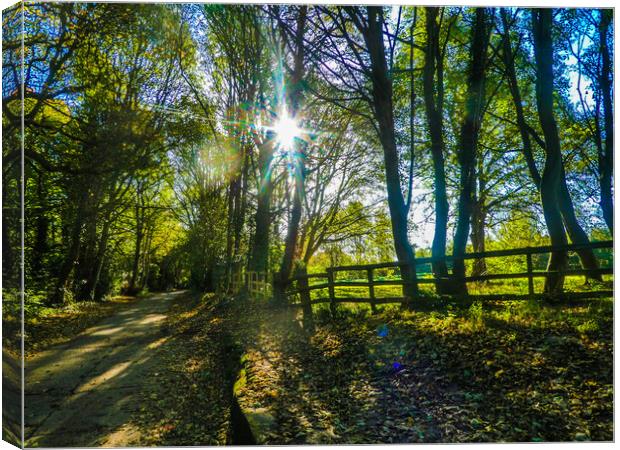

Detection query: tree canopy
(2, 4), (613, 304)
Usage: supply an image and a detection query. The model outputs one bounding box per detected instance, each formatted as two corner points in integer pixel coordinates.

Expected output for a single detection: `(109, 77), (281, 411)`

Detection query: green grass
(299, 274), (613, 305)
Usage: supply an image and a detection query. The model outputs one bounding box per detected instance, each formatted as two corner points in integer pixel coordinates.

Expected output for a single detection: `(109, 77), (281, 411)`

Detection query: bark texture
(248, 140), (275, 274)
(598, 9), (613, 234)
(470, 157), (488, 278)
(362, 6), (418, 302)
(423, 7), (451, 294)
(452, 8), (491, 294)
(278, 6), (308, 302)
(503, 9), (600, 281)
(50, 189), (88, 305)
(531, 8), (568, 294)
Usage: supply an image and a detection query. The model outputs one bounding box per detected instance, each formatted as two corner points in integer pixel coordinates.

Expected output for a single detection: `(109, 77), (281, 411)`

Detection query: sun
(273, 110), (302, 151)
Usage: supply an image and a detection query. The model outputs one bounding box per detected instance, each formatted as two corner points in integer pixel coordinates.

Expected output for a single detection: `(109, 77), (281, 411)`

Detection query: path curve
(25, 291), (184, 447)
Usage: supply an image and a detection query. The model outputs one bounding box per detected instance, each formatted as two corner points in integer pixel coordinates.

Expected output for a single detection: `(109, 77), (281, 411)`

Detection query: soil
(24, 291), (183, 447)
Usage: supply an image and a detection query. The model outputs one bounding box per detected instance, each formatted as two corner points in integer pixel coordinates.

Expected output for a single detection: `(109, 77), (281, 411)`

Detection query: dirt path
(24, 291), (185, 447)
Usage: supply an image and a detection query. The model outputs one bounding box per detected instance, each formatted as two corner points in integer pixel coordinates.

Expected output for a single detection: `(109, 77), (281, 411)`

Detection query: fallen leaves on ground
(104, 293), (611, 445)
(131, 292), (259, 446)
(236, 299), (613, 443)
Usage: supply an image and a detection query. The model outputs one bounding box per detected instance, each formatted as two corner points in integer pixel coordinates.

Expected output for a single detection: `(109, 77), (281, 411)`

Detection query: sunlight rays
(257, 105), (311, 196)
(272, 108), (302, 152)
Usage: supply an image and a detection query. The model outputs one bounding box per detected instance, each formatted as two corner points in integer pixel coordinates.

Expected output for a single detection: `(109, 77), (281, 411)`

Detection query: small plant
(518, 297), (541, 318)
(314, 304), (334, 323)
(467, 301), (484, 330)
(576, 320), (599, 335)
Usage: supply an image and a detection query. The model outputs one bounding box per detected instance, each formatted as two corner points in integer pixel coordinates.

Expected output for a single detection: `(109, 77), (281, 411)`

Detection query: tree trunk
(88, 218), (111, 301)
(50, 190), (87, 305)
(32, 172), (49, 274)
(362, 6), (418, 304)
(277, 6), (308, 302)
(233, 149), (250, 258)
(225, 176), (239, 262)
(598, 9), (613, 235)
(531, 8), (568, 294)
(279, 175), (303, 294)
(471, 156), (487, 278)
(500, 8), (542, 188)
(557, 168), (601, 280)
(423, 7), (451, 294)
(128, 186), (144, 294)
(75, 211), (98, 300)
(249, 141), (275, 274)
(452, 8), (491, 295)
(229, 145), (248, 261)
(502, 8), (599, 280)
(470, 203), (487, 278)
(141, 229), (153, 290)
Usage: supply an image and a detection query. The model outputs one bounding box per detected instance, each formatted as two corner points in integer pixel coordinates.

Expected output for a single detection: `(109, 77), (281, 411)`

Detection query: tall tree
(502, 9), (600, 283)
(277, 5), (309, 295)
(452, 8), (492, 294)
(351, 6), (419, 301)
(530, 8), (569, 293)
(422, 7), (452, 294)
(598, 9), (613, 234)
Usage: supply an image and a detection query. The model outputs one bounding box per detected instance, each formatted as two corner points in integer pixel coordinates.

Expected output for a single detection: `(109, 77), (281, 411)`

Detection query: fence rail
(216, 268), (271, 299)
(285, 240), (613, 308)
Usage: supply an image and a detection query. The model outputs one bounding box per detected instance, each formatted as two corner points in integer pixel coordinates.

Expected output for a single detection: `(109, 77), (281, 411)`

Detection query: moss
(233, 366), (247, 397)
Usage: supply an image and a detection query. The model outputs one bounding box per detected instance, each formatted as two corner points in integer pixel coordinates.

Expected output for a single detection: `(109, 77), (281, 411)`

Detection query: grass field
(295, 274), (613, 305)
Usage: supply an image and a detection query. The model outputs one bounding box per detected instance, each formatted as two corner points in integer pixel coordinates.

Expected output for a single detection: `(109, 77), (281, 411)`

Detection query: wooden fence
(284, 240), (613, 310)
(245, 271), (271, 298)
(216, 268), (271, 299)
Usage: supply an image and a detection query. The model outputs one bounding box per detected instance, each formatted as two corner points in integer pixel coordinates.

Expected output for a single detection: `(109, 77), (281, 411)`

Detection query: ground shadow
(24, 291), (186, 447)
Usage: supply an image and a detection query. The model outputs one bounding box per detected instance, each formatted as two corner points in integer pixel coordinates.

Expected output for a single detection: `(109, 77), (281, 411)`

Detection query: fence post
(260, 272), (266, 299)
(403, 263), (415, 309)
(526, 253), (534, 296)
(297, 267), (315, 333)
(411, 257), (419, 300)
(367, 268), (377, 314)
(272, 273), (279, 303)
(273, 272), (284, 305)
(327, 267), (336, 318)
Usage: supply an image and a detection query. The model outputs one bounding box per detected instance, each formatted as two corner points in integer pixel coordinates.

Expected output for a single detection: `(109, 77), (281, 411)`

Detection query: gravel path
(24, 291), (184, 447)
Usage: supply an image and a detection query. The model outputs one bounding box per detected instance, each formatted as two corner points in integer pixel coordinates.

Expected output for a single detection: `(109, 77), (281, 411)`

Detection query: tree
(502, 9), (600, 287)
(276, 5), (309, 298)
(530, 8), (569, 293)
(422, 7), (452, 294)
(597, 9), (613, 234)
(297, 108), (375, 264)
(306, 6), (420, 303)
(452, 8), (492, 294)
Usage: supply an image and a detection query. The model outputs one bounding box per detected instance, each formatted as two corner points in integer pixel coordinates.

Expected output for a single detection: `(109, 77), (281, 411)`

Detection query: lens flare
(273, 109), (301, 151)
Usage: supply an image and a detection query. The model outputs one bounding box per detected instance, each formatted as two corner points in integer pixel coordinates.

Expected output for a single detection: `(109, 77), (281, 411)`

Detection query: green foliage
(467, 301), (484, 329)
